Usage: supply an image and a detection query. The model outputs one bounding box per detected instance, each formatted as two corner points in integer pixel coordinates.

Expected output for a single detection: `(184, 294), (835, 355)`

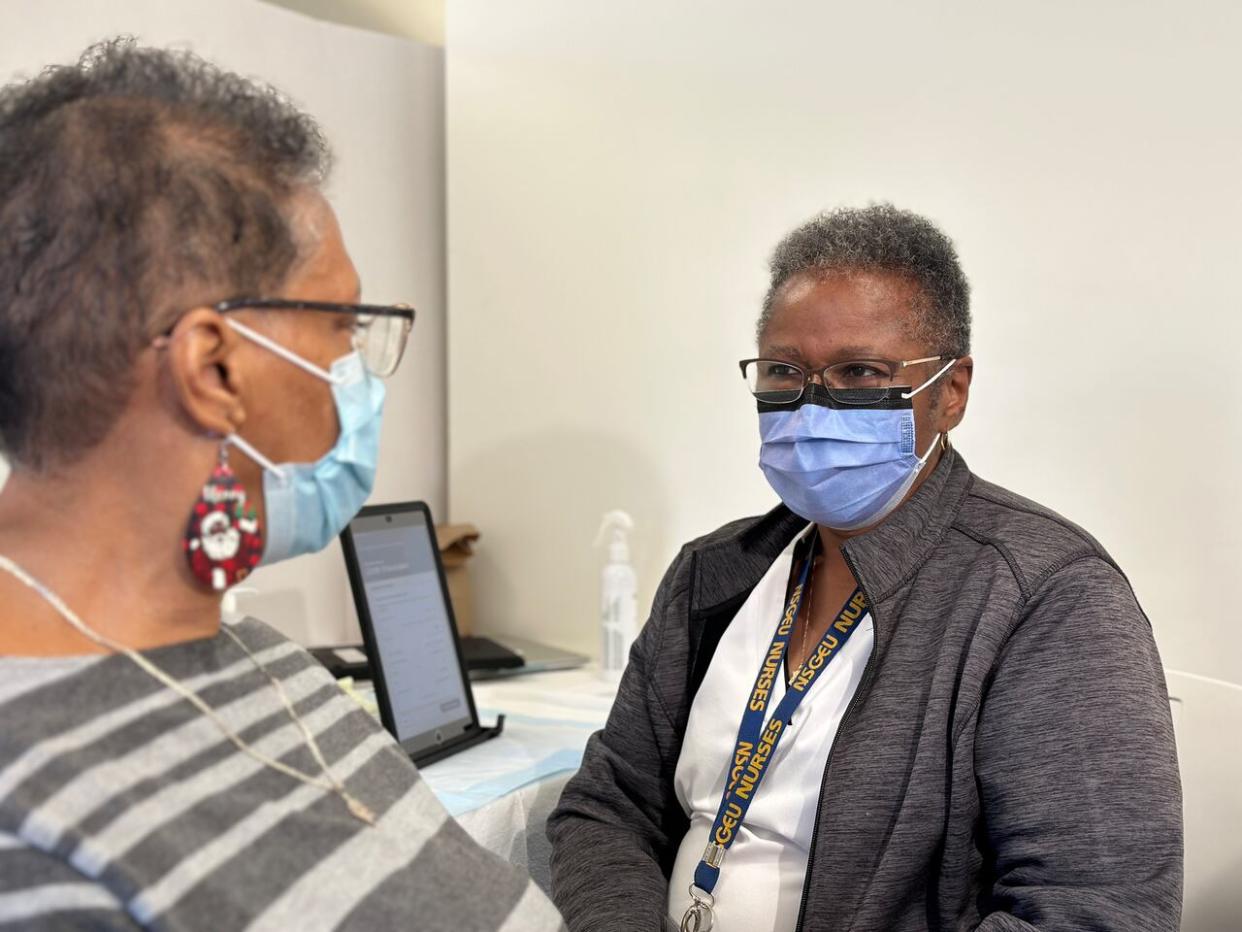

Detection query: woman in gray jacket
(547, 204), (1182, 932)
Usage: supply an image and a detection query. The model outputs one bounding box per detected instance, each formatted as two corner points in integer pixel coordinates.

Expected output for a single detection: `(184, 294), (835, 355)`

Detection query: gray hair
(0, 38), (332, 471)
(758, 203), (971, 358)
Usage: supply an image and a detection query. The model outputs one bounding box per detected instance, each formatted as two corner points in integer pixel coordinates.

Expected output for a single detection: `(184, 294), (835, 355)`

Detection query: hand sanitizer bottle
(596, 510), (637, 679)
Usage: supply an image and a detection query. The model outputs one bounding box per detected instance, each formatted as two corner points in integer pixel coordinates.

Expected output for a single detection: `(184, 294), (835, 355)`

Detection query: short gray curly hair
(758, 203), (971, 358)
(0, 38), (332, 472)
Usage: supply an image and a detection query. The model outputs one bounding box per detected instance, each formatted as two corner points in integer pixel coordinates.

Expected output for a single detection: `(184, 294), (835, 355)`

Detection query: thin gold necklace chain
(0, 553), (375, 826)
(790, 551), (818, 679)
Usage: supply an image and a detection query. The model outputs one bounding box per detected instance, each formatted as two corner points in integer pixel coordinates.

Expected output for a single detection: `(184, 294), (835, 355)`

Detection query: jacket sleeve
(972, 556), (1183, 931)
(546, 549), (691, 932)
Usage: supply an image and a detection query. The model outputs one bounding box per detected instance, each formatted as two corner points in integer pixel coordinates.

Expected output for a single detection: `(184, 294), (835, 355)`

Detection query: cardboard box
(435, 523), (480, 637)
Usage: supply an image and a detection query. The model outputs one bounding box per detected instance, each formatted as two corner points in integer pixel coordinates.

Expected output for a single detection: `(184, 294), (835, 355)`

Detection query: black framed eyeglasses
(739, 355), (951, 405)
(215, 298), (415, 378)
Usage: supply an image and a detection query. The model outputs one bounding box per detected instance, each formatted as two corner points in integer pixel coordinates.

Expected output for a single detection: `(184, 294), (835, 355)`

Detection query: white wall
(446, 1), (1242, 687)
(0, 0), (446, 645)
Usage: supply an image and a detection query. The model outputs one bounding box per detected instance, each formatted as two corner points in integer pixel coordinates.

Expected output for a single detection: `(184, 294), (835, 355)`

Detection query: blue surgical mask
(225, 321), (386, 565)
(758, 361), (953, 531)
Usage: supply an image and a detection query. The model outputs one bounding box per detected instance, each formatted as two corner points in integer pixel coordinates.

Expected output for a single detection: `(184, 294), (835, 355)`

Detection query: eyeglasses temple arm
(901, 358), (957, 400)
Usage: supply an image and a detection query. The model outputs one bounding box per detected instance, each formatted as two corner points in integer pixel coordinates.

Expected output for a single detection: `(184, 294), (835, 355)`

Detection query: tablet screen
(349, 509), (472, 755)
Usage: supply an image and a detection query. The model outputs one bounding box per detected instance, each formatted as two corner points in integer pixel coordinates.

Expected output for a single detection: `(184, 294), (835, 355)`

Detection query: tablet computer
(339, 501), (503, 767)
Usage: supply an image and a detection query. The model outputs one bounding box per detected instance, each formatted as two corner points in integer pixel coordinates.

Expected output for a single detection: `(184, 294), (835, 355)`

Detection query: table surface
(343, 665), (618, 816)
(420, 665), (618, 814)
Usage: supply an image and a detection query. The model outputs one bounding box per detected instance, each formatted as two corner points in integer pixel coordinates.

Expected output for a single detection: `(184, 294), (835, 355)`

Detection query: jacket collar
(690, 449), (974, 614)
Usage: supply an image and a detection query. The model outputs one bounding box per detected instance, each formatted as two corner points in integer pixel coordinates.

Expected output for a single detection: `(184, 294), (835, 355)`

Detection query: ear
(163, 308), (247, 436)
(934, 356), (974, 433)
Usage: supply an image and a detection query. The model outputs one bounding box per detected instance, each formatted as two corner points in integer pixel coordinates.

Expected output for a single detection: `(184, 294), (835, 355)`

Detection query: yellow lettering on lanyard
(716, 586), (868, 865)
(791, 591), (867, 691)
(777, 583), (802, 637)
(749, 641), (784, 711)
(834, 593), (867, 633)
(727, 741), (753, 792)
(736, 718), (784, 800)
(714, 801), (744, 845)
(750, 577), (809, 711)
(736, 761), (759, 800)
(762, 718), (783, 746)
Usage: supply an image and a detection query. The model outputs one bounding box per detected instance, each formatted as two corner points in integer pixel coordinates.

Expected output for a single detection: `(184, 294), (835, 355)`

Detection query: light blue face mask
(225, 320), (386, 565)
(758, 360), (954, 531)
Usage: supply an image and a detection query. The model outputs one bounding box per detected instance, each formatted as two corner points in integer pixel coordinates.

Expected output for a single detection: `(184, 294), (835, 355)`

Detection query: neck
(0, 438), (223, 656)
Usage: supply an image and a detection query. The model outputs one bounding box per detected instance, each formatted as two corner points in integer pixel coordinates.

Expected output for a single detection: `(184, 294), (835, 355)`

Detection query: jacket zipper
(793, 547), (877, 932)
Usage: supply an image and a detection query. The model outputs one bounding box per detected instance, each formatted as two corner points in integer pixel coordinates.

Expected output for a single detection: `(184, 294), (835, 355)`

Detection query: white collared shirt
(667, 533), (874, 931)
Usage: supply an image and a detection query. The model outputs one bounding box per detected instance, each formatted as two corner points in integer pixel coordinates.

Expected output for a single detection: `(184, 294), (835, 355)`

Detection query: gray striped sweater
(0, 617), (564, 931)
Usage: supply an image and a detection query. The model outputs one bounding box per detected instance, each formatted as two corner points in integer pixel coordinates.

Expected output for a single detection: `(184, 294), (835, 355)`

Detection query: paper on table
(336, 667), (617, 818)
(422, 708), (598, 816)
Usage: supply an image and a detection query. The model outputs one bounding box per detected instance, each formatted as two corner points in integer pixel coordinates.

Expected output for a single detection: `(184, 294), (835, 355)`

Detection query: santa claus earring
(184, 442), (264, 592)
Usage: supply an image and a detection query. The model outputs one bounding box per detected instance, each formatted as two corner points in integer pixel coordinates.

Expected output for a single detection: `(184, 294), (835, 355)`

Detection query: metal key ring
(679, 885), (716, 932)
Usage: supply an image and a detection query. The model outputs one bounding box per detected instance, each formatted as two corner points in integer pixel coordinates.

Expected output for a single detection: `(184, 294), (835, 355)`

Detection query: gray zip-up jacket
(547, 451), (1182, 931)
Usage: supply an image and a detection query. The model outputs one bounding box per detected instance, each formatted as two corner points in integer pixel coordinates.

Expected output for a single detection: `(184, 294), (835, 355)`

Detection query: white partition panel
(0, 0), (445, 645)
(1166, 670), (1242, 930)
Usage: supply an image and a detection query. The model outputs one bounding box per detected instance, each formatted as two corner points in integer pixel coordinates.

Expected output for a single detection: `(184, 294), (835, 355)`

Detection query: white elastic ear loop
(226, 319), (344, 385)
(226, 433), (288, 480)
(916, 432), (942, 465)
(901, 358), (957, 400)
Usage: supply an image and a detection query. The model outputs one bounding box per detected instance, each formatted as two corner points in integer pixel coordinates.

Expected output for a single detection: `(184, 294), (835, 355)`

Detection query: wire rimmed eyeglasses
(739, 355), (952, 405)
(213, 298), (415, 378)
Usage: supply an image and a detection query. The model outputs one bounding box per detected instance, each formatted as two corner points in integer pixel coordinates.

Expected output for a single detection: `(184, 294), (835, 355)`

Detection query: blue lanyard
(691, 539), (868, 899)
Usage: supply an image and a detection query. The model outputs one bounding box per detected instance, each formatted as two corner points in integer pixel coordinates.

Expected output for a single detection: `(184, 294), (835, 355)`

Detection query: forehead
(280, 191), (361, 301)
(762, 269), (926, 360)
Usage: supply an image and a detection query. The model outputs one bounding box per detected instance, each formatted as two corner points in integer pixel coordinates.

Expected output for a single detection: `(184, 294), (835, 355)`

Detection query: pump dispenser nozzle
(595, 510), (635, 563)
(595, 510), (637, 678)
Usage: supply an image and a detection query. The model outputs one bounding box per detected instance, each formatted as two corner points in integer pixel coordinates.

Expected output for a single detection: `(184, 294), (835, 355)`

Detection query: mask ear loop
(221, 318), (346, 482)
(905, 358), (959, 462)
(226, 319), (345, 386)
(916, 432), (942, 464)
(900, 358), (957, 400)
(226, 433), (288, 480)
